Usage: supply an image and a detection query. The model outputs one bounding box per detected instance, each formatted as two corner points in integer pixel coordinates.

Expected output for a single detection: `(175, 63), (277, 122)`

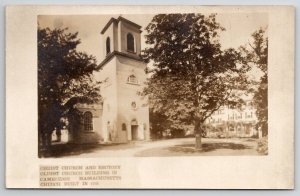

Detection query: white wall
(116, 55), (149, 142)
(95, 57), (118, 142)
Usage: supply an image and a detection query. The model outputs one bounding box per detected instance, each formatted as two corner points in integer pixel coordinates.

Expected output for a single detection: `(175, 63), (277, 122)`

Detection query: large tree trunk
(194, 119), (202, 150)
(195, 134), (202, 150)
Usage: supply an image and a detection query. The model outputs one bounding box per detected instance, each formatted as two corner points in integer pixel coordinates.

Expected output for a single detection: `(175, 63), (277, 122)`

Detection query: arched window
(106, 37), (111, 55)
(83, 112), (93, 131)
(127, 33), (135, 52)
(122, 123), (127, 131)
(127, 74), (138, 84)
(131, 101), (137, 110)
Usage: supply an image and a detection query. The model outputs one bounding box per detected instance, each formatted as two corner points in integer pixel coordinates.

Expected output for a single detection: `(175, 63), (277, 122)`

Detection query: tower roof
(96, 51), (143, 70)
(100, 16), (142, 34)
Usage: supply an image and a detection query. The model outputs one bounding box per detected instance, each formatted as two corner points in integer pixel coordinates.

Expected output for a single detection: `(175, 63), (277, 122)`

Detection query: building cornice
(96, 51), (144, 70)
(100, 16), (142, 34)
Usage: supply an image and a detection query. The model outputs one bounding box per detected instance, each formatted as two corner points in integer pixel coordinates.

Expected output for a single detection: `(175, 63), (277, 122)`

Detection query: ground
(45, 137), (264, 158)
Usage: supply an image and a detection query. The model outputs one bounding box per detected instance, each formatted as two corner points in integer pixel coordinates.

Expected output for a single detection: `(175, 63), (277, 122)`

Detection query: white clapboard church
(67, 16), (150, 144)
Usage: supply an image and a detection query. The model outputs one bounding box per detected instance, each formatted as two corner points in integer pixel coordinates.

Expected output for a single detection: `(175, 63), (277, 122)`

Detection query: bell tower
(100, 16), (142, 59)
(96, 16), (150, 143)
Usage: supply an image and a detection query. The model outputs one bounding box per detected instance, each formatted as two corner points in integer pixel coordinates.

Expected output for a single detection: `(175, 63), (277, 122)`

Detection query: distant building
(204, 100), (258, 138)
(67, 16), (150, 144)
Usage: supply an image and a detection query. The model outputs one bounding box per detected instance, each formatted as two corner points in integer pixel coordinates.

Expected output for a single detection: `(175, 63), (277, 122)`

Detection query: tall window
(83, 112), (93, 131)
(127, 33), (135, 52)
(127, 74), (138, 84)
(106, 37), (111, 55)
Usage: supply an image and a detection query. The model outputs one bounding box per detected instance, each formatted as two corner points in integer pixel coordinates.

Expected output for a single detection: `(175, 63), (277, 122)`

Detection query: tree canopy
(141, 14), (249, 148)
(240, 28), (268, 136)
(38, 27), (101, 149)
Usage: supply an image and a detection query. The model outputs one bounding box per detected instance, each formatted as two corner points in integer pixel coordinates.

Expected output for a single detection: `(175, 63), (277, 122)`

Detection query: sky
(38, 13), (268, 66)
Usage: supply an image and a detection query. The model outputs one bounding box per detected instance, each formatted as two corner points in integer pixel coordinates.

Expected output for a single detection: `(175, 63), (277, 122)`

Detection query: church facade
(68, 16), (150, 144)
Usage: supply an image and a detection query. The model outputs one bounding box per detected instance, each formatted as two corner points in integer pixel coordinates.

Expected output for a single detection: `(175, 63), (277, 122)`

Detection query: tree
(38, 27), (101, 154)
(240, 28), (268, 136)
(149, 109), (170, 139)
(141, 14), (249, 149)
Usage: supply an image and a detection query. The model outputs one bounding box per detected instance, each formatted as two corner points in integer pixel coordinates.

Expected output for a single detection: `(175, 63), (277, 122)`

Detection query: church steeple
(99, 16), (142, 68)
(95, 16), (150, 143)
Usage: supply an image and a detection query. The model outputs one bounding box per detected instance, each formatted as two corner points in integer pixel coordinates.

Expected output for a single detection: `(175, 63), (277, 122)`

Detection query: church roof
(100, 16), (142, 34)
(96, 51), (144, 70)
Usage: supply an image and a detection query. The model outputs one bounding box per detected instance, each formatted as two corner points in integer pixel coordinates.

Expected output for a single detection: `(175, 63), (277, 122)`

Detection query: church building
(67, 16), (150, 144)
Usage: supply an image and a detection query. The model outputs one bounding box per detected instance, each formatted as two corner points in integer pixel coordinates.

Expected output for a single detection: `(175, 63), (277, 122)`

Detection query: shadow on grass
(40, 142), (138, 158)
(134, 142), (253, 157)
(168, 142), (252, 154)
(40, 143), (102, 158)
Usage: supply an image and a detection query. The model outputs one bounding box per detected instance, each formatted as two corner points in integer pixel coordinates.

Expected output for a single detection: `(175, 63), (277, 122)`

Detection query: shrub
(257, 137), (268, 155)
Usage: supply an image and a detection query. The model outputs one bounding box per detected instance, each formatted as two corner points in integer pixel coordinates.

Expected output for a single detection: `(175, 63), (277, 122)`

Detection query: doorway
(131, 125), (138, 140)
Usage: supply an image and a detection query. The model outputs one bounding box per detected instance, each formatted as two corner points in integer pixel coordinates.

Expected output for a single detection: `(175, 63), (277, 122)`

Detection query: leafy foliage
(240, 28), (268, 136)
(149, 109), (171, 139)
(257, 137), (268, 155)
(141, 14), (249, 147)
(38, 27), (101, 147)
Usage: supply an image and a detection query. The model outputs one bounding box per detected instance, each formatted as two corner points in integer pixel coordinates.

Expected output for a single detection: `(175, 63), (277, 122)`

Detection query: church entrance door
(131, 125), (138, 140)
